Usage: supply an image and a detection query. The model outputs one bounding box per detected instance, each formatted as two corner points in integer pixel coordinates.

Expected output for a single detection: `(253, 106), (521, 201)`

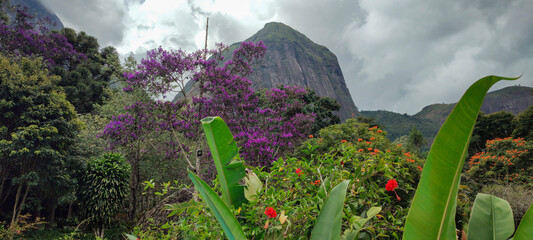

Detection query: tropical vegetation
(0, 2), (531, 240)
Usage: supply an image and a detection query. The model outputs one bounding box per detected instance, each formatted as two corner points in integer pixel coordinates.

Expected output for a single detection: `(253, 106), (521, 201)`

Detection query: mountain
(10, 0), (64, 31)
(360, 110), (439, 142)
(180, 22), (358, 120)
(415, 86), (533, 125)
(480, 86), (533, 115)
(413, 103), (455, 126)
(362, 86), (533, 143)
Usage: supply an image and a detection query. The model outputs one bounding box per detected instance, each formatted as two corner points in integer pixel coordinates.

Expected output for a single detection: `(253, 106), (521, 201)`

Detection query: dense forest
(0, 2), (532, 240)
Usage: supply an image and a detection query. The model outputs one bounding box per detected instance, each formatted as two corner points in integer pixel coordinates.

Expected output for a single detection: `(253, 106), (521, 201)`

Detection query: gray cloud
(41, 0), (127, 46)
(41, 0), (533, 114)
(187, 0), (210, 19)
(207, 12), (250, 46)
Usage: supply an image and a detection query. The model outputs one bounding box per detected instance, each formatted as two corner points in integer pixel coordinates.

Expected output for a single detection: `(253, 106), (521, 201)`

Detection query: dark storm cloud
(41, 0), (533, 114)
(270, 0), (533, 113)
(41, 0), (127, 46)
(207, 12), (250, 46)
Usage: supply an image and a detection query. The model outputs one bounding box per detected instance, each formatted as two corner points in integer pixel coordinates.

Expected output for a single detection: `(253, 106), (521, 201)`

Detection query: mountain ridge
(362, 86), (532, 143)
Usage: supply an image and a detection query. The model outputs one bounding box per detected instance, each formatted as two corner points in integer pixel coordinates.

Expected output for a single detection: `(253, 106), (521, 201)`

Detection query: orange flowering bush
(466, 137), (532, 187)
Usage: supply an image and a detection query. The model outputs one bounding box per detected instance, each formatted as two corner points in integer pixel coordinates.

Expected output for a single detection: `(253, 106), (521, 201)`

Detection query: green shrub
(77, 153), (130, 239)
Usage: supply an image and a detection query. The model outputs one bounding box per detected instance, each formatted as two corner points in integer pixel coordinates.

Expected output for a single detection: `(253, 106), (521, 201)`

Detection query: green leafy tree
(469, 111), (516, 155)
(50, 29), (123, 113)
(0, 55), (80, 224)
(77, 153), (130, 238)
(407, 128), (426, 153)
(302, 89), (341, 135)
(355, 116), (383, 129)
(512, 106), (533, 141)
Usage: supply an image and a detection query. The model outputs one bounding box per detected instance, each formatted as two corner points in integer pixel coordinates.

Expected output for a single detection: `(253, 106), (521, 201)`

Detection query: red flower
(385, 179), (401, 201)
(385, 179), (398, 191)
(265, 207), (277, 218)
(341, 140), (347, 143)
(296, 168), (302, 176)
(309, 135), (313, 138)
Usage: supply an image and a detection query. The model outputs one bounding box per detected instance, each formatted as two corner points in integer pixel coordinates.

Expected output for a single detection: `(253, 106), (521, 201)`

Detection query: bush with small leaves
(77, 153), (130, 239)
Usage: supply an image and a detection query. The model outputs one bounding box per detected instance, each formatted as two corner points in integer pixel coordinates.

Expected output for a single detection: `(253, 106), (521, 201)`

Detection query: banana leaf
(403, 76), (519, 240)
(310, 180), (350, 240)
(513, 203), (533, 240)
(189, 170), (246, 240)
(201, 116), (246, 208)
(467, 193), (514, 240)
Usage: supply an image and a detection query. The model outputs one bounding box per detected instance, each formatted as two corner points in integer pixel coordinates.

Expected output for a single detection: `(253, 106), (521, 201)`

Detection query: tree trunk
(15, 183), (30, 223)
(0, 171), (6, 204)
(45, 201), (57, 228)
(10, 182), (23, 224)
(67, 201), (73, 219)
(128, 152), (139, 222)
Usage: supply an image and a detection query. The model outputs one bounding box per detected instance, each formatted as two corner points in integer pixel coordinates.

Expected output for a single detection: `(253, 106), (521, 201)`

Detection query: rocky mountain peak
(179, 22), (359, 120)
(240, 22), (359, 120)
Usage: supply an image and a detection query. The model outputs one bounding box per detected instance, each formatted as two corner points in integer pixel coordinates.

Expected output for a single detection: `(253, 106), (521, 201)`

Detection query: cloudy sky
(41, 0), (533, 114)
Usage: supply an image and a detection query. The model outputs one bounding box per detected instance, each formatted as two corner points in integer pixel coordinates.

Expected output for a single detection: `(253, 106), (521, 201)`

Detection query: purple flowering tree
(0, 5), (86, 68)
(100, 42), (315, 219)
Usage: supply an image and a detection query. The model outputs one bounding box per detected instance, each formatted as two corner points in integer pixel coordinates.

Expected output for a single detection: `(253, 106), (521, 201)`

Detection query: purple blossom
(100, 41), (315, 168)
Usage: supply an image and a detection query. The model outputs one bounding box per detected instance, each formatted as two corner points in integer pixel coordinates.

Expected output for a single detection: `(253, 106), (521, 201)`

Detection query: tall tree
(512, 106), (533, 141)
(51, 29), (122, 113)
(407, 128), (426, 153)
(469, 111), (516, 155)
(0, 55), (80, 224)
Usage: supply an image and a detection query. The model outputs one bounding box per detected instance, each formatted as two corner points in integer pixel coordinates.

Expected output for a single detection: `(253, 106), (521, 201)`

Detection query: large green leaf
(467, 193), (514, 240)
(403, 76), (519, 240)
(188, 171), (246, 240)
(201, 116), (246, 208)
(310, 180), (350, 240)
(123, 233), (138, 240)
(513, 203), (533, 240)
(244, 171), (262, 201)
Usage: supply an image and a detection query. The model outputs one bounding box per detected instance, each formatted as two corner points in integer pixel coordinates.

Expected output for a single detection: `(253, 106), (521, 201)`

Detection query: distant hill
(362, 86), (533, 143)
(413, 103), (455, 126)
(480, 86), (533, 115)
(360, 110), (439, 142)
(11, 0), (64, 31)
(415, 86), (533, 125)
(180, 22), (359, 120)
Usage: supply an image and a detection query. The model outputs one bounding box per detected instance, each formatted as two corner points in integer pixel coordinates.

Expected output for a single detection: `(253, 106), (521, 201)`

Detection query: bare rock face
(480, 86), (533, 115)
(237, 22), (359, 120)
(13, 0), (64, 31)
(179, 22), (358, 120)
